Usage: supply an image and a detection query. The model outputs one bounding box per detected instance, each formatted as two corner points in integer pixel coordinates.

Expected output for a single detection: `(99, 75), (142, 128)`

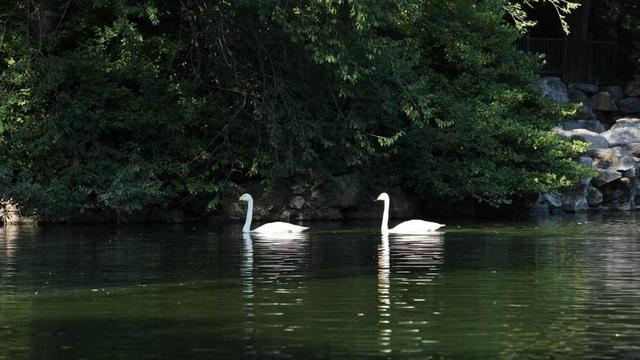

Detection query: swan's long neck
(381, 198), (390, 234)
(242, 198), (253, 233)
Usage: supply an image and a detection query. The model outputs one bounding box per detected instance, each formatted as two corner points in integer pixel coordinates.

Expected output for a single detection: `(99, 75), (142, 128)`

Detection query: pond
(2, 213), (640, 359)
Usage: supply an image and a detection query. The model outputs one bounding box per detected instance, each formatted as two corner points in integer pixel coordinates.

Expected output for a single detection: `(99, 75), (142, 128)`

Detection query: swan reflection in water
(241, 233), (255, 354)
(248, 231), (310, 280)
(377, 232), (444, 355)
(240, 231), (310, 351)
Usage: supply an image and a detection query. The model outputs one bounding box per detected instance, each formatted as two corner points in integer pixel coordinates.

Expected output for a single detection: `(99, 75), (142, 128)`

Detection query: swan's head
(239, 193), (252, 202)
(376, 192), (389, 202)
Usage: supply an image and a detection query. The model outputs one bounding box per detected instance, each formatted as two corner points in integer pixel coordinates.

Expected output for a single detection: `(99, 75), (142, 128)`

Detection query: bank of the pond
(7, 77), (640, 225)
(536, 78), (640, 215)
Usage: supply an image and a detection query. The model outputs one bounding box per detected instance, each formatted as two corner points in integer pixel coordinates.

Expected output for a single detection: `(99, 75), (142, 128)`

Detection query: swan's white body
(239, 193), (309, 234)
(376, 192), (444, 235)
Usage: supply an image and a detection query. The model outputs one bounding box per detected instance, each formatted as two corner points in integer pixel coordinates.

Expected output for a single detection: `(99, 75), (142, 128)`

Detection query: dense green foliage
(592, 0), (640, 78)
(0, 0), (590, 220)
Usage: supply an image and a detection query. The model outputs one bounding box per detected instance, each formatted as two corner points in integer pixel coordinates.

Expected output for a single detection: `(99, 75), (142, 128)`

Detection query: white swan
(239, 193), (309, 234)
(376, 192), (444, 234)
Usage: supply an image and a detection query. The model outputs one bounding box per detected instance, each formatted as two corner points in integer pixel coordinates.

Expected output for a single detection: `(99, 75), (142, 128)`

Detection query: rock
(310, 174), (362, 210)
(538, 77), (568, 103)
(602, 127), (640, 146)
(541, 192), (562, 208)
(529, 200), (552, 216)
(555, 128), (609, 148)
(560, 182), (589, 213)
(592, 168), (622, 186)
(561, 119), (605, 133)
(561, 194), (588, 212)
(623, 166), (637, 178)
(607, 85), (624, 101)
(604, 118), (640, 145)
(289, 195), (305, 210)
(588, 147), (636, 171)
(530, 192), (562, 216)
(279, 209), (294, 222)
(290, 183), (305, 195)
(618, 97), (640, 113)
(577, 156), (594, 168)
(587, 183), (603, 207)
(568, 82), (599, 94)
(624, 142), (640, 156)
(624, 79), (640, 97)
(628, 177), (639, 209)
(311, 208), (343, 220)
(567, 90), (595, 119)
(590, 92), (618, 112)
(610, 117), (640, 129)
(600, 178), (634, 211)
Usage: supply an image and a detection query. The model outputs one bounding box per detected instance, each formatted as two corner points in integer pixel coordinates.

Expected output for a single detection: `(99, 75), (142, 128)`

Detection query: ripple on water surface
(2, 215), (640, 358)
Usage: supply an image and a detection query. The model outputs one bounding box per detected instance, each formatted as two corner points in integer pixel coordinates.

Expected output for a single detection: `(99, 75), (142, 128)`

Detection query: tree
(0, 0), (591, 220)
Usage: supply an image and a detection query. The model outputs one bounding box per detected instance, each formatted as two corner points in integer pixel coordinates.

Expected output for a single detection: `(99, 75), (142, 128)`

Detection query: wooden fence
(516, 37), (617, 83)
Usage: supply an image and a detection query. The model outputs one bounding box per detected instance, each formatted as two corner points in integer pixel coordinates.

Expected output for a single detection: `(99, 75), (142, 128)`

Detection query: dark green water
(2, 214), (640, 359)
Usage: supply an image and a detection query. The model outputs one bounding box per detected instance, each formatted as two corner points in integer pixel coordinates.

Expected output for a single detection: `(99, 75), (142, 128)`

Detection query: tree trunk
(570, 0), (592, 40)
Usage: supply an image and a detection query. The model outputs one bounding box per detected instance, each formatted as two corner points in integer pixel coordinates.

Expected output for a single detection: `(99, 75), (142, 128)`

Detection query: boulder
(588, 147), (636, 171)
(568, 82), (599, 94)
(307, 208), (343, 220)
(590, 92), (618, 112)
(567, 90), (595, 119)
(610, 117), (640, 129)
(600, 177), (635, 211)
(310, 174), (362, 210)
(289, 195), (305, 210)
(530, 192), (561, 215)
(618, 97), (640, 113)
(624, 79), (640, 97)
(542, 192), (563, 208)
(623, 142), (640, 157)
(220, 174), (417, 221)
(601, 125), (640, 145)
(555, 128), (609, 148)
(561, 194), (588, 213)
(344, 190), (416, 220)
(290, 183), (306, 195)
(577, 156), (594, 168)
(586, 183), (603, 207)
(607, 85), (625, 101)
(592, 168), (622, 186)
(538, 77), (568, 103)
(560, 181), (589, 213)
(622, 166), (637, 178)
(561, 119), (605, 133)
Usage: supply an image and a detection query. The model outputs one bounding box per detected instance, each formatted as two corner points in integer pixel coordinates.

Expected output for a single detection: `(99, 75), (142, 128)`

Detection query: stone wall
(221, 175), (417, 222)
(534, 77), (640, 214)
